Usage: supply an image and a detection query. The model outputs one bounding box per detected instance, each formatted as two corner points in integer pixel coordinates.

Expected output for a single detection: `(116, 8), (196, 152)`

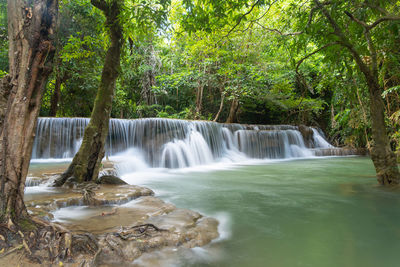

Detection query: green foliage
(0, 70), (7, 78)
(0, 0), (8, 73)
(12, 0), (395, 150)
(382, 86), (400, 98)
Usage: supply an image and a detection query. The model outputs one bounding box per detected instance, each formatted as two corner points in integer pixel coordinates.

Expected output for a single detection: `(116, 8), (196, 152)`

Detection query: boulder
(298, 125), (314, 148)
(97, 175), (127, 185)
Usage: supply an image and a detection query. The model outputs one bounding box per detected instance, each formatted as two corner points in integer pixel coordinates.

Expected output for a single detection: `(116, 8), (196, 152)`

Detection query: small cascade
(311, 128), (334, 149)
(25, 177), (42, 187)
(161, 127), (215, 168)
(33, 117), (349, 168)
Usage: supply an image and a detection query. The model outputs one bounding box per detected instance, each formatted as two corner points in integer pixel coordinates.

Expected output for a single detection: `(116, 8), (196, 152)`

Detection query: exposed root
(17, 231), (32, 255)
(0, 217), (99, 265)
(0, 244), (23, 258)
(114, 224), (168, 240)
(82, 188), (97, 205)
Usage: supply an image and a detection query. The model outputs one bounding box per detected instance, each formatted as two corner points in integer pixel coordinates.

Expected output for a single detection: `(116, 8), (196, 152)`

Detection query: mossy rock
(97, 175), (127, 185)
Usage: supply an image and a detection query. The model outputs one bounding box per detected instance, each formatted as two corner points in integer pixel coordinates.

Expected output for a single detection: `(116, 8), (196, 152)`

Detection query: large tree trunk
(313, 0), (400, 184)
(55, 0), (123, 185)
(367, 78), (400, 185)
(0, 0), (58, 222)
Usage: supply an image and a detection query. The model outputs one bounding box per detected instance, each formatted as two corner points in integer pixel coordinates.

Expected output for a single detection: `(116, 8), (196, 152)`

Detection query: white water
(32, 118), (343, 170)
(312, 128), (334, 148)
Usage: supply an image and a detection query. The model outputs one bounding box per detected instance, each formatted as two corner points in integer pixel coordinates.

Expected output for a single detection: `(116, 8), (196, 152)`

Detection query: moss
(19, 218), (37, 232)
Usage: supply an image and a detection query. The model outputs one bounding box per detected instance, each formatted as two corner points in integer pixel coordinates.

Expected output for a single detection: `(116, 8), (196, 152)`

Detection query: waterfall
(311, 128), (334, 149)
(32, 117), (343, 168)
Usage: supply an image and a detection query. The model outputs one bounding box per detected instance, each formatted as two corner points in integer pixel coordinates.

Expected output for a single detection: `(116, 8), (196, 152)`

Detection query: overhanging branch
(254, 1), (332, 37)
(345, 10), (400, 32)
(296, 41), (339, 73)
(369, 16), (400, 30)
(255, 22), (302, 36)
(295, 41), (339, 94)
(223, 0), (262, 38)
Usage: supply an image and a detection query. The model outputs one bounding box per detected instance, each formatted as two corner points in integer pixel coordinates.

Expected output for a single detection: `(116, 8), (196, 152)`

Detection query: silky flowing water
(27, 118), (394, 266)
(120, 156), (400, 267)
(27, 156), (400, 267)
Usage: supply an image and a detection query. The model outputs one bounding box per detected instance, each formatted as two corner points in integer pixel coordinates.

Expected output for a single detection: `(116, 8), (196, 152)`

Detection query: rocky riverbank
(0, 163), (219, 266)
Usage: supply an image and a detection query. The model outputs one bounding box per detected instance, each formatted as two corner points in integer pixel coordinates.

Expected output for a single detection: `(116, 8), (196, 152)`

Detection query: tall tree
(181, 0), (400, 185)
(0, 0), (58, 222)
(301, 0), (400, 184)
(55, 0), (123, 184)
(55, 0), (170, 185)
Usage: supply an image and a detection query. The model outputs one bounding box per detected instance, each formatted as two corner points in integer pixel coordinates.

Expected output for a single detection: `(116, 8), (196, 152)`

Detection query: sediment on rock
(8, 183), (219, 266)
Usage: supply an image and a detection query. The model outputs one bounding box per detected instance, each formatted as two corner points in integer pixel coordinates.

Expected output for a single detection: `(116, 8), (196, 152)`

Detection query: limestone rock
(97, 175), (127, 185)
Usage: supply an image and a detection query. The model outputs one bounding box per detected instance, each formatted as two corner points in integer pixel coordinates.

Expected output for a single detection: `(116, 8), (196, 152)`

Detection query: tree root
(0, 244), (23, 258)
(114, 223), (168, 240)
(0, 216), (99, 265)
(0, 216), (168, 265)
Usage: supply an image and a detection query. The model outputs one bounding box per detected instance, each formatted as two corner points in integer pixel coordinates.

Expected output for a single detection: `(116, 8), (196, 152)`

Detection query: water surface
(121, 157), (400, 267)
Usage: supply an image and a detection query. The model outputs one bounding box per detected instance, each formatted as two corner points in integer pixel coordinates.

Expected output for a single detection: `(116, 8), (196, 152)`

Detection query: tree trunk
(140, 44), (157, 105)
(226, 98), (239, 123)
(49, 73), (65, 116)
(213, 92), (225, 122)
(0, 75), (12, 132)
(195, 81), (203, 117)
(0, 0), (58, 223)
(367, 78), (400, 185)
(313, 0), (400, 184)
(55, 0), (123, 185)
(355, 84), (371, 149)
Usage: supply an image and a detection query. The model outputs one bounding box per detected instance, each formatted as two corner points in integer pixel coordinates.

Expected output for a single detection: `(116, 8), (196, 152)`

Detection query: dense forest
(0, 0), (400, 265)
(1, 0), (399, 152)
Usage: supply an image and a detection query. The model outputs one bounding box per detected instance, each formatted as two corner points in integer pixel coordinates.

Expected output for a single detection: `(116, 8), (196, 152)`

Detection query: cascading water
(311, 128), (334, 148)
(32, 117), (343, 168)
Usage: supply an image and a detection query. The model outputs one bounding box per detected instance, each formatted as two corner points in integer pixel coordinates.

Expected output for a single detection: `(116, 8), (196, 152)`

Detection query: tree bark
(0, 0), (58, 222)
(55, 0), (123, 185)
(366, 78), (399, 184)
(195, 81), (203, 117)
(140, 44), (157, 105)
(213, 92), (225, 122)
(225, 98), (239, 123)
(49, 73), (65, 116)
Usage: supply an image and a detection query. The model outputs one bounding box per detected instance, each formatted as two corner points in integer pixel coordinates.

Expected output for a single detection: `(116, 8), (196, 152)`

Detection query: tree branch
(295, 41), (339, 73)
(313, 0), (370, 76)
(345, 10), (400, 31)
(254, 1), (332, 37)
(344, 11), (369, 28)
(223, 0), (262, 38)
(369, 16), (400, 30)
(249, 0), (279, 23)
(344, 8), (400, 76)
(362, 2), (391, 16)
(255, 22), (302, 36)
(295, 41), (339, 94)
